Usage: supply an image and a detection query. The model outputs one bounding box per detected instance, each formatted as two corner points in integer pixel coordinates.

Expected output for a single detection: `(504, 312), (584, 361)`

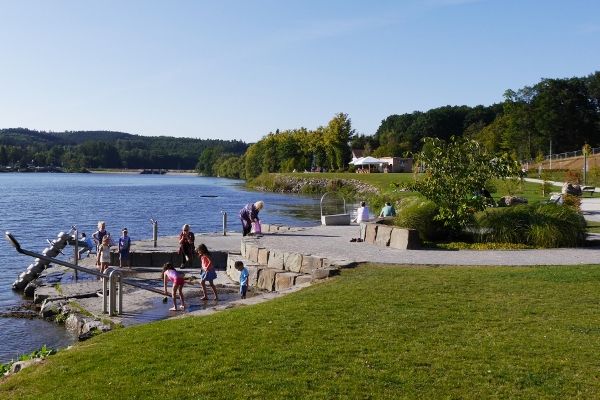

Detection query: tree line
(3, 70), (598, 176)
(0, 129), (247, 171)
(202, 71), (600, 179)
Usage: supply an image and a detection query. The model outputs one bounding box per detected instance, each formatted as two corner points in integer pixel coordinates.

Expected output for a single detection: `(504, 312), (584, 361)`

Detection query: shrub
(475, 203), (586, 247)
(394, 196), (449, 241)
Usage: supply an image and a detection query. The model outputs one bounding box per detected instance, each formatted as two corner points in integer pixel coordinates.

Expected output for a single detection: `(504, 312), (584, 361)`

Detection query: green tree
(323, 113), (353, 171)
(413, 136), (519, 234)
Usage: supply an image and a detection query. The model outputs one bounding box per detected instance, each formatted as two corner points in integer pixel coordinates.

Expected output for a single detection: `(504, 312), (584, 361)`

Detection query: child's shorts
(201, 269), (217, 282)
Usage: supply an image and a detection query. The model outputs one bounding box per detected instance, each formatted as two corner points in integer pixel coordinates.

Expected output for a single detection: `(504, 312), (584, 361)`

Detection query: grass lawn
(284, 172), (549, 203)
(3, 264), (600, 399)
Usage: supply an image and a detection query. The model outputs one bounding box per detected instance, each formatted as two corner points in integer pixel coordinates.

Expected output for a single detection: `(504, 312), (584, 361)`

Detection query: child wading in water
(162, 262), (186, 311)
(197, 244), (218, 301)
(235, 261), (249, 299)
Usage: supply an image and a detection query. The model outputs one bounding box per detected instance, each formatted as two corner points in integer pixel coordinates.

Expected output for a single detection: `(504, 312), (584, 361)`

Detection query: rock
(10, 358), (42, 374)
(283, 252), (302, 273)
(390, 228), (420, 250)
(257, 268), (280, 291)
(23, 280), (40, 298)
(275, 272), (299, 291)
(365, 224), (378, 243)
(267, 250), (284, 270)
(375, 225), (393, 247)
(40, 299), (64, 319)
(65, 313), (85, 334)
(312, 268), (339, 280)
(300, 256), (323, 274)
(257, 248), (269, 265)
(79, 320), (111, 340)
(294, 274), (313, 286)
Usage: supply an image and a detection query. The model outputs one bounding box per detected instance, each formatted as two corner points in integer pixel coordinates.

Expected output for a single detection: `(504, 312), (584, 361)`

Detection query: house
(378, 157), (413, 173)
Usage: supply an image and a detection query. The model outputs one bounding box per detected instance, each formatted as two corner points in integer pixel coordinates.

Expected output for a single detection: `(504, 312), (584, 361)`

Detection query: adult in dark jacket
(178, 224), (195, 268)
(239, 201), (264, 236)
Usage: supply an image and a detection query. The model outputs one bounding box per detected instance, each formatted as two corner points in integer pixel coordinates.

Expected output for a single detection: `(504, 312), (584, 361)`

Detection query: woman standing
(239, 201), (264, 237)
(178, 224), (195, 268)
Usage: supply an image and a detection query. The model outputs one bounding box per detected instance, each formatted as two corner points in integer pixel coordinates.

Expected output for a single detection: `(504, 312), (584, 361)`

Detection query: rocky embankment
(251, 175), (379, 196)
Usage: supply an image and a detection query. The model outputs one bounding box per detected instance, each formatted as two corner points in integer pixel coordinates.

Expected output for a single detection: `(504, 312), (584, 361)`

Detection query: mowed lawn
(3, 264), (600, 399)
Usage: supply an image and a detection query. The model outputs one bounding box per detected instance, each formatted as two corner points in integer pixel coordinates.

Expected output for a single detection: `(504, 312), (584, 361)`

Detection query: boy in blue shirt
(235, 261), (249, 299)
(118, 228), (131, 268)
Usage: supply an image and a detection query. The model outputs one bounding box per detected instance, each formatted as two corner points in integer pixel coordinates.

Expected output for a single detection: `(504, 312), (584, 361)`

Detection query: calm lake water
(0, 173), (321, 363)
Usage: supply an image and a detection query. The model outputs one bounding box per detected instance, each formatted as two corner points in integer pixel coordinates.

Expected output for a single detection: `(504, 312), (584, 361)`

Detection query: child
(92, 221), (109, 266)
(234, 261), (249, 299)
(197, 243), (218, 301)
(78, 232), (95, 258)
(97, 235), (111, 274)
(118, 228), (131, 268)
(162, 262), (186, 311)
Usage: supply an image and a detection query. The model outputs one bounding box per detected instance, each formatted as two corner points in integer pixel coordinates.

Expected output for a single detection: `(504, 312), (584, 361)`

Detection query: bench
(582, 186), (595, 196)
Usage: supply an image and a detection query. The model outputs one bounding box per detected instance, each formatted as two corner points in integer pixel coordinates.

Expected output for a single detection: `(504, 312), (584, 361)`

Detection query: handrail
(5, 232), (165, 315)
(320, 192), (347, 217)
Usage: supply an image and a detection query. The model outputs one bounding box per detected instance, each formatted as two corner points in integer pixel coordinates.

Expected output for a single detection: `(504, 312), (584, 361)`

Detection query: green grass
(3, 264), (600, 399)
(283, 173), (550, 203)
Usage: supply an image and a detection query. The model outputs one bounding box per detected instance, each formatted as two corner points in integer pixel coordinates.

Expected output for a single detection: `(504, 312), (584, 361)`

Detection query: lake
(0, 172), (322, 363)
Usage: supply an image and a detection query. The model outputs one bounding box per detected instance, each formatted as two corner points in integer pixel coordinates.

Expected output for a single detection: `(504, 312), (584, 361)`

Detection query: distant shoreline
(89, 169), (198, 176)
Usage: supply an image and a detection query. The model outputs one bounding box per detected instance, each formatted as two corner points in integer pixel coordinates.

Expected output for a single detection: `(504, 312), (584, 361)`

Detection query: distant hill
(0, 128), (248, 170)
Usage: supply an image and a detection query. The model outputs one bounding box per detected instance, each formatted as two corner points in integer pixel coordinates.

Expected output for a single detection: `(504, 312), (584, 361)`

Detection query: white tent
(349, 156), (388, 172)
(352, 156), (386, 165)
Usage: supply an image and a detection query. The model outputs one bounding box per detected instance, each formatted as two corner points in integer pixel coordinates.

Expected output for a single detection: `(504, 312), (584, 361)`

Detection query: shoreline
(89, 169), (198, 176)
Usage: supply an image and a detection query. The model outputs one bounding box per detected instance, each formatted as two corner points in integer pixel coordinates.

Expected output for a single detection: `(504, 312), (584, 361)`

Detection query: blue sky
(1, 0), (599, 142)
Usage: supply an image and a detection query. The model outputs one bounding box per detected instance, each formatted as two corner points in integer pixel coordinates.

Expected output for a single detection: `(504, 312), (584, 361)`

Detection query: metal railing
(5, 232), (165, 316)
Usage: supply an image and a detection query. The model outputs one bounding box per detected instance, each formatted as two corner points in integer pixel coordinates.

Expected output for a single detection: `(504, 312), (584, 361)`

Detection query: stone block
(294, 274), (313, 286)
(257, 268), (279, 291)
(247, 245), (259, 263)
(365, 223), (378, 244)
(283, 252), (302, 272)
(375, 225), (393, 247)
(267, 250), (284, 270)
(300, 255), (323, 274)
(240, 241), (246, 257)
(275, 272), (298, 291)
(257, 248), (269, 265)
(248, 266), (259, 287)
(312, 268), (340, 280)
(389, 228), (421, 250)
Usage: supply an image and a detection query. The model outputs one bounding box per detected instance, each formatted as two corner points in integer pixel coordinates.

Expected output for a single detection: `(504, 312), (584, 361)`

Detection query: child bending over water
(162, 262), (186, 311)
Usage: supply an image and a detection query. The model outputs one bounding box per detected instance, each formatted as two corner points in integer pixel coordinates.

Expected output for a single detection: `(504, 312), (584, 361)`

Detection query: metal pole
(549, 140), (552, 170)
(222, 211), (227, 236)
(73, 228), (79, 280)
(150, 219), (158, 248)
(103, 273), (109, 314)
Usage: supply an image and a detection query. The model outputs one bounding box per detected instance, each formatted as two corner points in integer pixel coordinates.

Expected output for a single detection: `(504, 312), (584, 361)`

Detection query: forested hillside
(3, 71), (598, 177)
(0, 129), (247, 170)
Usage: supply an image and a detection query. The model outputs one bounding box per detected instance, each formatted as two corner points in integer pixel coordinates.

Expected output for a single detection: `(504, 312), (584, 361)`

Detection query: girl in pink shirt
(162, 263), (186, 311)
(197, 244), (218, 301)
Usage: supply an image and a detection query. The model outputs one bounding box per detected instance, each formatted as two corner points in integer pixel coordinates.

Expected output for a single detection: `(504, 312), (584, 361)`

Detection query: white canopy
(350, 156), (387, 165)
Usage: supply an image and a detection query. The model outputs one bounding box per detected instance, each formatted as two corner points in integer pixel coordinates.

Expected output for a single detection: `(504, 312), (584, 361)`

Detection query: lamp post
(583, 143), (592, 185)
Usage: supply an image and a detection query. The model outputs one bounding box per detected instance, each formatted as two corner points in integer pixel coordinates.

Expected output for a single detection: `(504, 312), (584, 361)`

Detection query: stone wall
(226, 224), (346, 292)
(360, 222), (420, 249)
